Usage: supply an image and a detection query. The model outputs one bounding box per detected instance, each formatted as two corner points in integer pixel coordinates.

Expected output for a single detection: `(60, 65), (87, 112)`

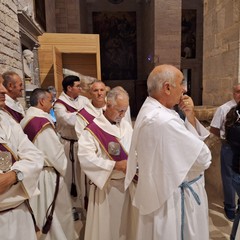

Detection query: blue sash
(179, 174), (202, 240)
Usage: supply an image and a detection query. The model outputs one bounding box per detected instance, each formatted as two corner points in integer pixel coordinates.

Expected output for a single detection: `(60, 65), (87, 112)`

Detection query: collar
(63, 92), (79, 102)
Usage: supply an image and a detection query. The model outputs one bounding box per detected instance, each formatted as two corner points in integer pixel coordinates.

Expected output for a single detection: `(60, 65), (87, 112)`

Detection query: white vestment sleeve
(78, 130), (115, 190)
(33, 125), (67, 176)
(11, 123), (43, 197)
(185, 118), (210, 141)
(0, 118), (44, 211)
(75, 114), (87, 138)
(54, 102), (77, 127)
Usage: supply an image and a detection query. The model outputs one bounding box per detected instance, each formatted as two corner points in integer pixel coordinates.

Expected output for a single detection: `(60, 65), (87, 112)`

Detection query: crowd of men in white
(2, 64), (232, 240)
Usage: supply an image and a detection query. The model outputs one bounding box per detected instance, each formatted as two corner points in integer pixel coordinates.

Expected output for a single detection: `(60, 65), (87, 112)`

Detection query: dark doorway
(92, 12), (137, 81)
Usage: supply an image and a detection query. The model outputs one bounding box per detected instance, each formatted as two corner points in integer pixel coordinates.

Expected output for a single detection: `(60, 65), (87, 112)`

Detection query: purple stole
(0, 143), (17, 164)
(77, 108), (95, 125)
(86, 122), (128, 161)
(23, 117), (52, 142)
(54, 99), (77, 113)
(3, 105), (24, 123)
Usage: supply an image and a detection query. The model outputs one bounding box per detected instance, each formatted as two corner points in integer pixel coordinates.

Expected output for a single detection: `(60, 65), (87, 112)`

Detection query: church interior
(1, 0), (240, 239)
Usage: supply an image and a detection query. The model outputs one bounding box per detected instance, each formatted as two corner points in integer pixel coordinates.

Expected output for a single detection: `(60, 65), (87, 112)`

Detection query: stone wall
(0, 0), (22, 75)
(155, 0), (181, 68)
(55, 0), (81, 33)
(203, 0), (240, 106)
(194, 105), (223, 197)
(45, 0), (56, 32)
(137, 1), (154, 80)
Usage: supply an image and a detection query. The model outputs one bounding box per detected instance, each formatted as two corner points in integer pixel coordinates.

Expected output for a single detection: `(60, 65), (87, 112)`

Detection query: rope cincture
(61, 136), (78, 197)
(179, 174), (202, 240)
(69, 139), (77, 197)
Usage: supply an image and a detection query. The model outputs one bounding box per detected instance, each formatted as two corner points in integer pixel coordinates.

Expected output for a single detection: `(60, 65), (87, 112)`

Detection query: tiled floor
(208, 192), (233, 239)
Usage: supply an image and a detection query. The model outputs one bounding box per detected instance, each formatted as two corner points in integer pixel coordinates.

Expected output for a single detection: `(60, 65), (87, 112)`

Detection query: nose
(0, 84), (7, 93)
(182, 84), (187, 93)
(119, 111), (126, 118)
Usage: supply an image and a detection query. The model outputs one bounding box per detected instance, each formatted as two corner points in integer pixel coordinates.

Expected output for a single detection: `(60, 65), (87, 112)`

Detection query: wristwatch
(12, 169), (24, 184)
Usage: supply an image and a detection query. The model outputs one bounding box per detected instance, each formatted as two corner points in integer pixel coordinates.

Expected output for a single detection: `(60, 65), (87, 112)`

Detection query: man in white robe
(75, 80), (106, 137)
(21, 88), (78, 240)
(2, 71), (25, 123)
(0, 74), (44, 240)
(78, 86), (138, 240)
(76, 81), (132, 138)
(125, 64), (212, 240)
(54, 75), (89, 210)
(76, 80), (107, 211)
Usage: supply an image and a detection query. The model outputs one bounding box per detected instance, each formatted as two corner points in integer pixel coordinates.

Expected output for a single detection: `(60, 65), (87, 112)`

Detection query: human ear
(39, 98), (45, 106)
(67, 85), (72, 92)
(8, 82), (14, 90)
(164, 82), (171, 95)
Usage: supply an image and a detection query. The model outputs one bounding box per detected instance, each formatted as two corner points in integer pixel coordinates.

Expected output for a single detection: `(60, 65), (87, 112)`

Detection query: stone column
(203, 0), (240, 106)
(154, 0), (182, 68)
(32, 45), (40, 86)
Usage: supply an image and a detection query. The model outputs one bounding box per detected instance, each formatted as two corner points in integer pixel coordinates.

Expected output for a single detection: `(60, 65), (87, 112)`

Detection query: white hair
(107, 86), (129, 106)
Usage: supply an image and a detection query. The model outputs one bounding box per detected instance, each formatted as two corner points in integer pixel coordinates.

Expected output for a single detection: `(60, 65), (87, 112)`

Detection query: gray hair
(107, 86), (129, 106)
(233, 83), (240, 92)
(81, 76), (98, 93)
(2, 71), (19, 88)
(147, 65), (177, 96)
(30, 88), (50, 106)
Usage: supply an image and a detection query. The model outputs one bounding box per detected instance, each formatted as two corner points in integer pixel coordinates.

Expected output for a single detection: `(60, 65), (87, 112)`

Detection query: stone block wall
(203, 0), (240, 106)
(155, 0), (181, 68)
(205, 133), (223, 201)
(0, 0), (22, 75)
(55, 0), (81, 33)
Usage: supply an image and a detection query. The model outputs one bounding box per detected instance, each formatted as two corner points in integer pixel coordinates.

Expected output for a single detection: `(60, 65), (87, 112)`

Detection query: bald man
(0, 74), (44, 240)
(125, 64), (212, 240)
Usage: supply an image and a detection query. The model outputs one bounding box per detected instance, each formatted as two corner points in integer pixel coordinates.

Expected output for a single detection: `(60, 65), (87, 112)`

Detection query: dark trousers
(221, 143), (236, 210)
(230, 172), (240, 239)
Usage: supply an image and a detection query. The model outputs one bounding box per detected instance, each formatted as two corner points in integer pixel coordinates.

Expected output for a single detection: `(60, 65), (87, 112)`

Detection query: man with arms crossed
(54, 75), (89, 211)
(0, 74), (44, 240)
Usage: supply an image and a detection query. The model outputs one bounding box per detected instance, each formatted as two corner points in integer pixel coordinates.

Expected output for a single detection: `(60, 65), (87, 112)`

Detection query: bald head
(147, 65), (182, 96)
(147, 64), (185, 108)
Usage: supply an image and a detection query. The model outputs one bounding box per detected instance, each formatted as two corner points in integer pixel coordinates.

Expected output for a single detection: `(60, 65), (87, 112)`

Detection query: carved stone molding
(17, 10), (43, 49)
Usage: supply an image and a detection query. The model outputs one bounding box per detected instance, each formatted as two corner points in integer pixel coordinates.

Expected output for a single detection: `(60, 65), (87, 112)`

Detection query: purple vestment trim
(54, 99), (77, 113)
(3, 105), (24, 123)
(86, 122), (128, 161)
(0, 143), (17, 164)
(23, 117), (52, 142)
(77, 108), (95, 125)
